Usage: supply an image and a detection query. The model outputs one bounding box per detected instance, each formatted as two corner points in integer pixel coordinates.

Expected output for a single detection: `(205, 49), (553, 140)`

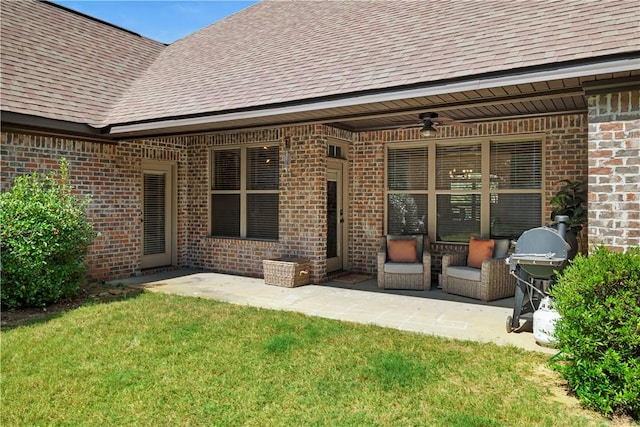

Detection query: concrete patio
(112, 269), (557, 354)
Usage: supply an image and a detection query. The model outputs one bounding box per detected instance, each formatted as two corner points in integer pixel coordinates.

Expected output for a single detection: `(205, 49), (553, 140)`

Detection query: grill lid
(512, 227), (570, 279)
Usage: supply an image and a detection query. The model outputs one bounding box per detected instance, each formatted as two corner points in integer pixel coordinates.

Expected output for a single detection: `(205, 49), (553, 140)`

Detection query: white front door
(141, 161), (174, 269)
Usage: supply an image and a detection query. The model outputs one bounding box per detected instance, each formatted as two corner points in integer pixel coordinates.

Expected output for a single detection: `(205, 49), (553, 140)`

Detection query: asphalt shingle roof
(2, 0), (639, 128)
(105, 0), (640, 125)
(1, 0), (164, 127)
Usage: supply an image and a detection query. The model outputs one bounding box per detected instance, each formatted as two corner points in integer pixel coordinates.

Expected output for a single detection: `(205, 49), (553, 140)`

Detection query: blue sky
(52, 1), (258, 44)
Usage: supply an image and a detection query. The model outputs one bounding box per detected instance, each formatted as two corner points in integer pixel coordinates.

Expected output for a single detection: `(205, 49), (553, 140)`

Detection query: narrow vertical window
(436, 143), (482, 242)
(211, 149), (241, 237)
(246, 146), (279, 240)
(490, 140), (542, 239)
(386, 146), (428, 235)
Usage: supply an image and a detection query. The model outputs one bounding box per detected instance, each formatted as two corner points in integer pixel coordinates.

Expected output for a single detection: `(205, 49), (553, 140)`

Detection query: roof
(105, 0), (640, 126)
(1, 0), (639, 136)
(0, 0), (164, 128)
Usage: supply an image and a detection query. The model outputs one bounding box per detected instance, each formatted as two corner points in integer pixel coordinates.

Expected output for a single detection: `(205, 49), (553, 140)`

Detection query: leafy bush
(549, 179), (587, 234)
(0, 159), (96, 308)
(549, 246), (640, 419)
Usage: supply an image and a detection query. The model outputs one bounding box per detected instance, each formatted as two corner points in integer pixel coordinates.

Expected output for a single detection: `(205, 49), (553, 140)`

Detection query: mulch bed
(1, 283), (144, 329)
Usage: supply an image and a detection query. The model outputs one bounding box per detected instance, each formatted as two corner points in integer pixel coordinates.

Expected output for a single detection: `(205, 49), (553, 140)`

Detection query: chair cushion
(387, 238), (418, 263)
(467, 237), (494, 268)
(384, 262), (424, 274)
(494, 239), (510, 258)
(446, 266), (482, 281)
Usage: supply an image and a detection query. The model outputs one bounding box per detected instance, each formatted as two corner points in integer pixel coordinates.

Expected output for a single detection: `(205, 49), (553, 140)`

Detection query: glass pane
(387, 194), (427, 235)
(213, 149), (240, 190)
(436, 194), (481, 242)
(144, 173), (165, 255)
(490, 140), (542, 189)
(491, 193), (542, 239)
(387, 146), (428, 191)
(436, 144), (482, 190)
(247, 146), (279, 190)
(328, 145), (344, 159)
(247, 194), (279, 240)
(211, 194), (240, 237)
(327, 179), (338, 258)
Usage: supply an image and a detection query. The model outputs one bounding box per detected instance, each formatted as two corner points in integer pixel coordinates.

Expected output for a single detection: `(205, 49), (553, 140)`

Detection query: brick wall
(185, 126), (329, 283)
(350, 114), (588, 278)
(587, 90), (640, 252)
(1, 112), (589, 283)
(1, 132), (188, 281)
(349, 130), (386, 274)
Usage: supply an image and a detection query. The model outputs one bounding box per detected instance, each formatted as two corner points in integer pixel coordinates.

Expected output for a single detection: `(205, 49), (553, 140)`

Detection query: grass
(1, 292), (613, 426)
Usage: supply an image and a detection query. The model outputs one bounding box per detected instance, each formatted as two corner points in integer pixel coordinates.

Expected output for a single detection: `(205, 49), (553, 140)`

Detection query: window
(489, 140), (542, 238)
(436, 143), (482, 241)
(211, 145), (279, 240)
(386, 146), (428, 235)
(386, 138), (543, 242)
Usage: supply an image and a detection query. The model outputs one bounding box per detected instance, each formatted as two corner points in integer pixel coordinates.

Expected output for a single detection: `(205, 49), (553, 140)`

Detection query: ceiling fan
(395, 112), (474, 137)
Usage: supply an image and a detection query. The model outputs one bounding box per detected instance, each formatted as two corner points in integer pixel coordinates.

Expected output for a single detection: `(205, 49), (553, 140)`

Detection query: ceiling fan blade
(387, 119), (423, 129)
(386, 112), (476, 130)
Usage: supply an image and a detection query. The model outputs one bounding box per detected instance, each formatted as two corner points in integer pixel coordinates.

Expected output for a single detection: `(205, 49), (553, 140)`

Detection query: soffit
(108, 69), (639, 138)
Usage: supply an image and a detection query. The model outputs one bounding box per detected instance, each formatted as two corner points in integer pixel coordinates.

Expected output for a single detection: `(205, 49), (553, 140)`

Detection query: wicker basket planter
(263, 257), (310, 287)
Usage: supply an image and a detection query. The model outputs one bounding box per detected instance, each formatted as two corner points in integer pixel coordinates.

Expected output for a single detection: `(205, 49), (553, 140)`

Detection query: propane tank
(533, 296), (561, 347)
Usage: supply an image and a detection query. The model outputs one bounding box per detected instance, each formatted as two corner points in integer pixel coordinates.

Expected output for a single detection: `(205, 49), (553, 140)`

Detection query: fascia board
(108, 56), (640, 135)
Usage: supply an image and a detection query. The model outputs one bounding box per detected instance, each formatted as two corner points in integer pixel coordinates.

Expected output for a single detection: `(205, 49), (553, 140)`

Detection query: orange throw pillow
(387, 239), (418, 263)
(467, 237), (495, 268)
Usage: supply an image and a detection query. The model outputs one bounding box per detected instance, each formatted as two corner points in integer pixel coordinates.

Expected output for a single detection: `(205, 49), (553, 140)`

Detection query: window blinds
(143, 173), (166, 255)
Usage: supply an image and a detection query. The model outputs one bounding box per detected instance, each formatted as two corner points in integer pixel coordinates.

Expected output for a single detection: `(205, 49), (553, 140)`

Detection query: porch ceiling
(109, 66), (639, 139)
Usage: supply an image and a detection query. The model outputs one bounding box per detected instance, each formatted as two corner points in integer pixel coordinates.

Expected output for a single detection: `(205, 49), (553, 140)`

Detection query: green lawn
(1, 292), (610, 426)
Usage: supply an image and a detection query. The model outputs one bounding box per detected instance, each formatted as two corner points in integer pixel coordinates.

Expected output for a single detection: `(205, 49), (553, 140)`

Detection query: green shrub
(549, 246), (640, 419)
(0, 159), (96, 308)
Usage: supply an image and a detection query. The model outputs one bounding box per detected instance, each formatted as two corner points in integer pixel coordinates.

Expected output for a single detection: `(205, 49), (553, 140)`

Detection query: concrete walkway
(114, 269), (556, 354)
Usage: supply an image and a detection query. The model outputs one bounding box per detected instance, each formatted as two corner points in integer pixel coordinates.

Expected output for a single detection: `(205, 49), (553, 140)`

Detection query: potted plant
(550, 179), (587, 254)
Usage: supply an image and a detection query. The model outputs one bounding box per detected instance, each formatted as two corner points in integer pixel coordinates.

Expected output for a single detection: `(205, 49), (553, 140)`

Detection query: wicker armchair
(441, 239), (515, 302)
(377, 234), (431, 290)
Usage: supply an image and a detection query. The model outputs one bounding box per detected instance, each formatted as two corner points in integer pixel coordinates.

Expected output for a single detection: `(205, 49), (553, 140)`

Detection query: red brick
(0, 112), (596, 281)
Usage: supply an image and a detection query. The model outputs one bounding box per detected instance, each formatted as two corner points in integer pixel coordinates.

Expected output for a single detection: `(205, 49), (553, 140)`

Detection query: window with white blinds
(436, 143), (482, 241)
(211, 145), (279, 240)
(386, 146), (428, 234)
(490, 140), (542, 239)
(386, 137), (543, 242)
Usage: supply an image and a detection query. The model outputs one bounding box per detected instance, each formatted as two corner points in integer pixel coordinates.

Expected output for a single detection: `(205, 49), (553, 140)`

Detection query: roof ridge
(42, 0), (167, 45)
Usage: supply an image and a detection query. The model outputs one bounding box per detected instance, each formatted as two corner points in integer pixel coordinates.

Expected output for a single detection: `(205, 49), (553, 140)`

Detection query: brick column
(587, 89), (640, 252)
(279, 125), (328, 283)
(350, 132), (385, 274)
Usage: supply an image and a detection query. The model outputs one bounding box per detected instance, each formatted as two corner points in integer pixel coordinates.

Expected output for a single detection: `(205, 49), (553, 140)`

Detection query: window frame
(384, 135), (545, 242)
(209, 143), (280, 240)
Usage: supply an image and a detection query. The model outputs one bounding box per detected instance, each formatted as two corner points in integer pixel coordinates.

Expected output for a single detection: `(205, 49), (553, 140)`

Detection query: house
(2, 0), (639, 285)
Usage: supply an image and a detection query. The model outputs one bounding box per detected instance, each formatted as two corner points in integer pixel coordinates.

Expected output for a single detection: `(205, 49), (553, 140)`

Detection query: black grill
(510, 226), (570, 279)
(506, 215), (575, 333)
